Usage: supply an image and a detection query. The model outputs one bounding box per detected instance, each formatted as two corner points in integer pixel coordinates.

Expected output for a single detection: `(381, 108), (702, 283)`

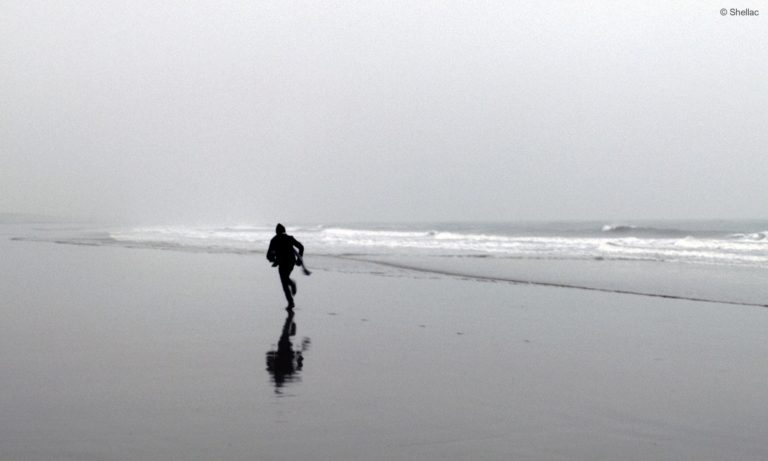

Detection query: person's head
(275, 223), (286, 234)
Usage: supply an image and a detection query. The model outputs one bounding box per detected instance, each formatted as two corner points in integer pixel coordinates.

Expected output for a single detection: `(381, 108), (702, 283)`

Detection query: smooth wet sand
(2, 238), (768, 460)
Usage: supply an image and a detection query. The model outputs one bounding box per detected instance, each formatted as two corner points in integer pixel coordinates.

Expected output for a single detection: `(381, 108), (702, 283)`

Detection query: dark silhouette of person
(267, 223), (304, 309)
(265, 310), (310, 393)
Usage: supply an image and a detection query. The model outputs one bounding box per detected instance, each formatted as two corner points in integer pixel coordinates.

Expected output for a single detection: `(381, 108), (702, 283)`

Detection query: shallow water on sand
(2, 236), (768, 460)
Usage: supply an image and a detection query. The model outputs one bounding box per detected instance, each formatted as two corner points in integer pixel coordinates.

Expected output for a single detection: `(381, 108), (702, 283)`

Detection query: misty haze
(2, 2), (767, 460)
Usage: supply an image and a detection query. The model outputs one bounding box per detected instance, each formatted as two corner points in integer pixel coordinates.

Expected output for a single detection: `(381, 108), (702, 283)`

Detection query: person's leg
(278, 264), (295, 307)
(286, 263), (296, 295)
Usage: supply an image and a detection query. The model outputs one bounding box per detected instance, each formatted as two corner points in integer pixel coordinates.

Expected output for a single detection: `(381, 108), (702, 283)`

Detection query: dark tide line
(340, 256), (768, 309)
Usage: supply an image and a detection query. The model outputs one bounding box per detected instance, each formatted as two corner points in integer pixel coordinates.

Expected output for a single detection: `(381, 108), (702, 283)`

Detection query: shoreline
(11, 233), (767, 309)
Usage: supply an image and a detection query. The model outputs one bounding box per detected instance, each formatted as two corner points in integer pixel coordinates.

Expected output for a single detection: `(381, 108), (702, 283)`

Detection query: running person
(267, 223), (304, 309)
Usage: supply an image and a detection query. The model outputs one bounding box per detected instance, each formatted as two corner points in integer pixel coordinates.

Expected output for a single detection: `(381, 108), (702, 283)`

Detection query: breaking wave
(601, 224), (693, 238)
(11, 221), (768, 269)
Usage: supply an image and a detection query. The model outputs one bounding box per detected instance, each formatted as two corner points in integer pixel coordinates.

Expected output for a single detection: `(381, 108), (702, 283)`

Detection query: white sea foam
(729, 231), (768, 241)
(12, 222), (765, 269)
(79, 224), (768, 269)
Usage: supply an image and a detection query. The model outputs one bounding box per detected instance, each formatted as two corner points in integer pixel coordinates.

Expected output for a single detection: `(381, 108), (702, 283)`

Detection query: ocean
(12, 219), (768, 269)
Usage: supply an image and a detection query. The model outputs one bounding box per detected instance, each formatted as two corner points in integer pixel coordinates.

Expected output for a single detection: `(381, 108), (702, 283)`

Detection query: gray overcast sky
(1, 1), (766, 224)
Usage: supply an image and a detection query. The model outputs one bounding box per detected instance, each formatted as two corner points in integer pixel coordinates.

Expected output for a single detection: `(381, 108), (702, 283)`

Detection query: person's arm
(293, 238), (304, 257)
(267, 239), (276, 262)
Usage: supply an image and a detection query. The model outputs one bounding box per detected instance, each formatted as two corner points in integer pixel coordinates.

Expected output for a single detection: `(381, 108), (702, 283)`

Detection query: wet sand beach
(2, 237), (768, 460)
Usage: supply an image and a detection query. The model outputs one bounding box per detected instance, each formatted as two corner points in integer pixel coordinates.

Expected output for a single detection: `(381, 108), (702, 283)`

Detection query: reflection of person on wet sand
(265, 311), (310, 392)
